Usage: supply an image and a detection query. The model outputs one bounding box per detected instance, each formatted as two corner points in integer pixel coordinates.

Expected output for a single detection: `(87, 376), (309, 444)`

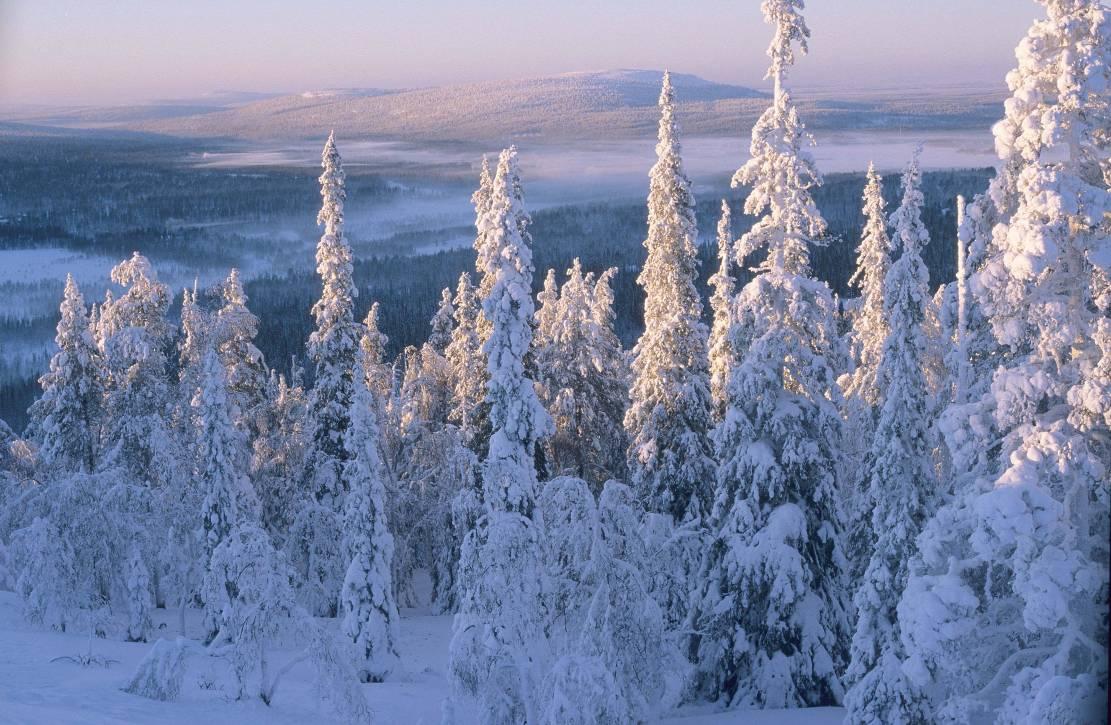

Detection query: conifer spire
(625, 72), (714, 521)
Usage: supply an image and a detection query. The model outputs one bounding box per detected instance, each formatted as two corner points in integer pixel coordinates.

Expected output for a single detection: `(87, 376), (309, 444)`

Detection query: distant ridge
(1, 70), (1004, 144)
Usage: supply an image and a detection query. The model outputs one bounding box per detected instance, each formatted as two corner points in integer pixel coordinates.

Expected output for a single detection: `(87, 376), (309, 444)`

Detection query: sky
(0, 0), (1042, 106)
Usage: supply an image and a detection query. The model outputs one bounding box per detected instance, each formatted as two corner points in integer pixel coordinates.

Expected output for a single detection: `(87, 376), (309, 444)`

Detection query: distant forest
(0, 134), (991, 429)
(247, 167), (993, 385)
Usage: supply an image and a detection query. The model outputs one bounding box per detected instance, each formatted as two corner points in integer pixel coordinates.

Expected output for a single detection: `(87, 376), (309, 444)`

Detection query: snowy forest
(0, 1), (1108, 723)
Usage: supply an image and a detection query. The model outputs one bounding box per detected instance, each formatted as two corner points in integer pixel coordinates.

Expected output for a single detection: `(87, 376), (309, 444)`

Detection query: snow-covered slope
(0, 590), (843, 724)
(1, 70), (1004, 144)
(126, 70), (766, 142)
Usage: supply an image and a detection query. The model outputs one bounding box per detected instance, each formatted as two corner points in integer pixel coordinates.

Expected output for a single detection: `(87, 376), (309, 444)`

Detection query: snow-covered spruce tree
(398, 342), (453, 433)
(446, 272), (489, 455)
(842, 153), (938, 725)
(900, 3), (1110, 721)
(846, 152), (928, 573)
(624, 71), (715, 521)
(195, 349), (252, 562)
(286, 134), (360, 617)
(305, 131), (360, 507)
(476, 146), (553, 517)
(535, 267), (560, 352)
(841, 162), (891, 424)
(429, 286), (455, 355)
(174, 284), (208, 447)
(471, 155), (496, 341)
(340, 351), (401, 683)
(194, 348), (255, 638)
(447, 147), (552, 724)
(97, 253), (176, 487)
(214, 268), (268, 437)
(588, 268), (632, 482)
(708, 200), (736, 421)
(691, 0), (849, 708)
(536, 261), (630, 490)
(27, 274), (104, 473)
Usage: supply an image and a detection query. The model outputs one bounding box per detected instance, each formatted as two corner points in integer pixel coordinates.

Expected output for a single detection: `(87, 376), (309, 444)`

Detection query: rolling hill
(1, 70), (1005, 144)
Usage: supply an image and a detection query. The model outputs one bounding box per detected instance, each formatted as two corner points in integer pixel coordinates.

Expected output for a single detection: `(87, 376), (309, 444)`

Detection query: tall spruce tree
(692, 0), (850, 708)
(305, 131), (360, 506)
(445, 272), (489, 455)
(447, 147), (552, 724)
(428, 287), (455, 355)
(340, 350), (401, 683)
(843, 162), (892, 414)
(624, 71), (715, 522)
(708, 200), (736, 421)
(843, 152), (937, 725)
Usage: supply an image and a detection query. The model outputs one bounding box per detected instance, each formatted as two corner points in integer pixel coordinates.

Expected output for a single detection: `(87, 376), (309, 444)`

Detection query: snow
(0, 588), (846, 724)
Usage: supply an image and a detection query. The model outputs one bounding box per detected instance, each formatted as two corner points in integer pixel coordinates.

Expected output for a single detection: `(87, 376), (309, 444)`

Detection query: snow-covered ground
(0, 590), (844, 724)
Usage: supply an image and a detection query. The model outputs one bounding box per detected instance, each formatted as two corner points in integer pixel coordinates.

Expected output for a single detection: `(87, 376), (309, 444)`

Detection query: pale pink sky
(0, 0), (1040, 105)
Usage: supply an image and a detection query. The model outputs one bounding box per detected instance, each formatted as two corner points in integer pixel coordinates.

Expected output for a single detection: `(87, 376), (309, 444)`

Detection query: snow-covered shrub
(284, 499), (344, 617)
(202, 523), (302, 701)
(539, 654), (630, 725)
(123, 637), (194, 701)
(124, 541), (153, 643)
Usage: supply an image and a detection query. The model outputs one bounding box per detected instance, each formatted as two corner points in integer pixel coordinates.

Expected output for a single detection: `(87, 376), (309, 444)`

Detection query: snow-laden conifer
(901, 4), (1110, 720)
(472, 154), (496, 347)
(579, 481), (677, 720)
(692, 0), (849, 707)
(708, 200), (736, 420)
(536, 261), (629, 489)
(124, 541), (153, 642)
(195, 349), (252, 564)
(28, 274), (104, 473)
(252, 369), (308, 545)
(340, 350), (401, 682)
(428, 287), (455, 355)
(445, 272), (489, 453)
(477, 146), (552, 514)
(98, 253), (176, 487)
(214, 268), (267, 435)
(843, 162), (892, 413)
(843, 152), (937, 725)
(360, 301), (392, 401)
(305, 131), (360, 505)
(624, 71), (714, 521)
(447, 147), (551, 724)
